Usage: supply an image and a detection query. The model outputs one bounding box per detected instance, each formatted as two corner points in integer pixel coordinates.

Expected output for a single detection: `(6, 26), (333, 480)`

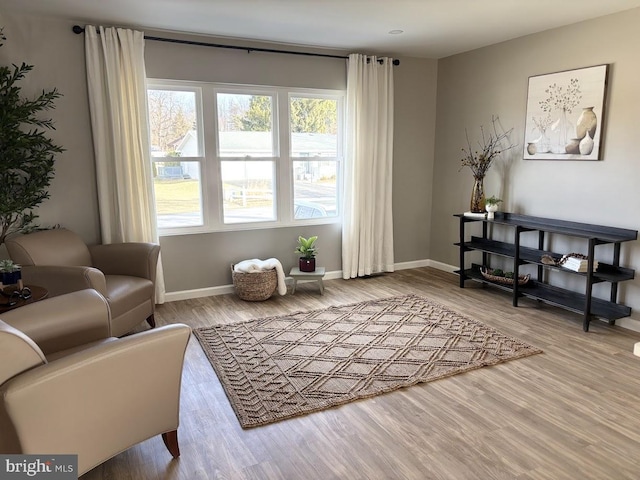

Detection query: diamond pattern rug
(194, 294), (542, 428)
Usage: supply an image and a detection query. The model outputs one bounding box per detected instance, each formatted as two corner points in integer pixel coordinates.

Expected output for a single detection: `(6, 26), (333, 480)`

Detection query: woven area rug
(194, 294), (541, 428)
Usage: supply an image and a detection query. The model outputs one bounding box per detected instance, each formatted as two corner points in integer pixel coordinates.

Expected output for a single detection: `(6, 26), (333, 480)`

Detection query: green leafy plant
(0, 259), (20, 273)
(0, 27), (64, 246)
(487, 268), (514, 279)
(295, 235), (318, 259)
(485, 196), (503, 206)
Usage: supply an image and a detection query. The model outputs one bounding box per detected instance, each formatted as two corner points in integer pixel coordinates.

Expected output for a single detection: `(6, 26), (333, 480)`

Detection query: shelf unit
(454, 212), (637, 331)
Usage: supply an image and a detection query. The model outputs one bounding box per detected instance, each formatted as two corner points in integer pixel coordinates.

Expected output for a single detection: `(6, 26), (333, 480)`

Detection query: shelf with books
(454, 212), (637, 331)
(453, 236), (635, 283)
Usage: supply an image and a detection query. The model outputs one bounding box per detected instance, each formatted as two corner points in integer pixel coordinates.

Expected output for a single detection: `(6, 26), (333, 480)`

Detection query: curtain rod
(72, 25), (400, 66)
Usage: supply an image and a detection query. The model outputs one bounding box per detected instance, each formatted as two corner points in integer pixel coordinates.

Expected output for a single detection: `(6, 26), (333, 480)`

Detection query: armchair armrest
(0, 290), (111, 355)
(89, 243), (160, 280)
(20, 265), (107, 297)
(1, 324), (191, 475)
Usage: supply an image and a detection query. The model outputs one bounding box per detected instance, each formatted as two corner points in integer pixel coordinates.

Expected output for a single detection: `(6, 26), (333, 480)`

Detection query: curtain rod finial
(392, 59), (400, 66)
(72, 25), (85, 34)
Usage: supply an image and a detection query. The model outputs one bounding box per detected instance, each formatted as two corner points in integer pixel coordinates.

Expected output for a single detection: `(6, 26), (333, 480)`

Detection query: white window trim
(147, 80), (345, 236)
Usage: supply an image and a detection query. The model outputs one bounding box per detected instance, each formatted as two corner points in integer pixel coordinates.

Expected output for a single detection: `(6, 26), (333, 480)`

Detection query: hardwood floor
(80, 267), (640, 479)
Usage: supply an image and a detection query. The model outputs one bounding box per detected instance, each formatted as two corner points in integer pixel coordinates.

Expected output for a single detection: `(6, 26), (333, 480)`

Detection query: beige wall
(0, 12), (437, 292)
(2, 7), (638, 319)
(431, 8), (640, 318)
(393, 57), (437, 263)
(0, 13), (100, 246)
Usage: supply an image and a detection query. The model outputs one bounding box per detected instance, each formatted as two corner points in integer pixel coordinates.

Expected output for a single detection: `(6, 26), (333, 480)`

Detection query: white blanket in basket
(234, 258), (287, 295)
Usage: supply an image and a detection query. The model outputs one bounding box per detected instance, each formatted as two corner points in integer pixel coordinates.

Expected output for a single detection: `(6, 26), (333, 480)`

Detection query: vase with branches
(460, 116), (515, 213)
(0, 27), (64, 246)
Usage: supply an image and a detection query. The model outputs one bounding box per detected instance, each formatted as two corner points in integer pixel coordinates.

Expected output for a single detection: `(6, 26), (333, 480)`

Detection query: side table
(289, 267), (326, 295)
(0, 285), (49, 313)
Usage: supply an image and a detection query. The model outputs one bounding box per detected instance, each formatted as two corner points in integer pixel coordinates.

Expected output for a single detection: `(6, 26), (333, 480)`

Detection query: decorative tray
(480, 267), (530, 286)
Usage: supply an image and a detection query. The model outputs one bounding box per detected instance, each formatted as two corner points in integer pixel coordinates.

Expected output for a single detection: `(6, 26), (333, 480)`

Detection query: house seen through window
(147, 82), (343, 233)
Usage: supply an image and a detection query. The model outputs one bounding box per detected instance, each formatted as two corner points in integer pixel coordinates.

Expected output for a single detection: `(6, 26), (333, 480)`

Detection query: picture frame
(523, 64), (609, 161)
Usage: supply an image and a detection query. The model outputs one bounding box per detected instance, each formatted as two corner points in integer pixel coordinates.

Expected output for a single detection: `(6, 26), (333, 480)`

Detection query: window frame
(146, 80), (345, 236)
(147, 82), (207, 232)
(215, 86), (278, 226)
(288, 91), (344, 223)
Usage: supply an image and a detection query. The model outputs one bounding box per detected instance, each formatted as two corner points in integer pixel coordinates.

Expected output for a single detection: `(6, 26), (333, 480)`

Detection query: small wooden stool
(289, 267), (326, 295)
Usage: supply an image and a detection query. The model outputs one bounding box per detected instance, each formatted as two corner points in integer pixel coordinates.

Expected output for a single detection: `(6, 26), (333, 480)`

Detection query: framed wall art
(523, 64), (609, 160)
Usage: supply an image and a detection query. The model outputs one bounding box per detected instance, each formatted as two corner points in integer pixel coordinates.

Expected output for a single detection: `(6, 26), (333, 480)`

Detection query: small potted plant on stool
(296, 236), (318, 272)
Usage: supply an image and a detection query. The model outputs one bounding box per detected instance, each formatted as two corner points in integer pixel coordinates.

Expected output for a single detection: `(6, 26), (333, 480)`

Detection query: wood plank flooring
(80, 267), (640, 480)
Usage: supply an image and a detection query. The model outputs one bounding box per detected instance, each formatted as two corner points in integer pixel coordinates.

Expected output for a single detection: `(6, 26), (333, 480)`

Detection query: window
(147, 87), (204, 229)
(147, 81), (344, 233)
(290, 95), (340, 220)
(217, 92), (276, 224)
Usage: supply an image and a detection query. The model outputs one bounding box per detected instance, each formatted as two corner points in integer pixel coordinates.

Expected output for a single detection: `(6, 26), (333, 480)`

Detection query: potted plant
(485, 196), (502, 219)
(0, 259), (21, 286)
(295, 236), (318, 272)
(0, 28), (64, 247)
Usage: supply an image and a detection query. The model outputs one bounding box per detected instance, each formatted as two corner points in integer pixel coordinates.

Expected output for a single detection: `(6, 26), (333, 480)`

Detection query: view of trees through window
(148, 89), (202, 229)
(147, 90), (197, 156)
(147, 83), (342, 230)
(289, 96), (339, 220)
(290, 97), (338, 135)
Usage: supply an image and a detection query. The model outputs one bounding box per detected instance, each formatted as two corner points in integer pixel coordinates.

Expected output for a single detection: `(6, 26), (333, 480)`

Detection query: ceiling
(2, 0), (640, 58)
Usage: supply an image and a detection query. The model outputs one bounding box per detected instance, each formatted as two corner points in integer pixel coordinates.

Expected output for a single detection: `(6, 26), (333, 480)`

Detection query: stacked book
(463, 211), (487, 218)
(561, 256), (598, 272)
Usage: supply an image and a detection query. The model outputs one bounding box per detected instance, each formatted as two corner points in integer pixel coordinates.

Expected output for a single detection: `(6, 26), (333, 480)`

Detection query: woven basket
(480, 267), (530, 286)
(231, 265), (278, 301)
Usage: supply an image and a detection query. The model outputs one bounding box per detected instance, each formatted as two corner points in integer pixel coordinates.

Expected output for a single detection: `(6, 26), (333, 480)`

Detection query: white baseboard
(163, 259), (640, 334)
(425, 259), (458, 273)
(165, 268), (345, 302)
(393, 259), (431, 270)
(166, 260), (436, 302)
(165, 284), (236, 302)
(614, 316), (640, 334)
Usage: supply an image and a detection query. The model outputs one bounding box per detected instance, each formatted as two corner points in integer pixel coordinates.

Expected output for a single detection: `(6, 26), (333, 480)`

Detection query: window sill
(158, 216), (341, 238)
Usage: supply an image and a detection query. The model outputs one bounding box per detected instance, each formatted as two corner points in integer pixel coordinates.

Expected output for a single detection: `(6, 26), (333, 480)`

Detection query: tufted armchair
(0, 289), (191, 476)
(6, 228), (160, 337)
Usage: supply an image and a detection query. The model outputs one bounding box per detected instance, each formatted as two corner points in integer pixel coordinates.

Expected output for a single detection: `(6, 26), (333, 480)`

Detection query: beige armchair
(6, 228), (160, 337)
(0, 289), (191, 477)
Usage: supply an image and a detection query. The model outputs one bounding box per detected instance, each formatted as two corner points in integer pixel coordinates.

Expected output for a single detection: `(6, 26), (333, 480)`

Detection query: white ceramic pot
(485, 204), (499, 220)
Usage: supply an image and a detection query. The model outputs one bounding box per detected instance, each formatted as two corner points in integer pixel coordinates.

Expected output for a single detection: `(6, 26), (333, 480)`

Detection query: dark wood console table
(454, 212), (637, 331)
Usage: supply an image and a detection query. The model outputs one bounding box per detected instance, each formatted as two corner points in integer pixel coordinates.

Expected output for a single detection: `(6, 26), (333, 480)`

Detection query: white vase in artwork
(551, 111), (574, 154)
(538, 129), (551, 153)
(576, 107), (597, 140)
(579, 131), (594, 155)
(565, 138), (581, 154)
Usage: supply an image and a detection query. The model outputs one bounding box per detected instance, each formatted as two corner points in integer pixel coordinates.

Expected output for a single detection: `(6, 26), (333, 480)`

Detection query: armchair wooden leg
(146, 314), (156, 328)
(162, 430), (180, 458)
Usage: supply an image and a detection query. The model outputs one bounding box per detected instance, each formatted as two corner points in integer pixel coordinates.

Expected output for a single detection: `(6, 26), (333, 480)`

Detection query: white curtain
(342, 54), (395, 279)
(84, 25), (165, 303)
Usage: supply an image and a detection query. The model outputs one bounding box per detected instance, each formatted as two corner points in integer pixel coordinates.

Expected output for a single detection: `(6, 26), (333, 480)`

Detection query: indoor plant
(0, 27), (64, 246)
(485, 195), (502, 219)
(0, 259), (21, 286)
(295, 235), (318, 272)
